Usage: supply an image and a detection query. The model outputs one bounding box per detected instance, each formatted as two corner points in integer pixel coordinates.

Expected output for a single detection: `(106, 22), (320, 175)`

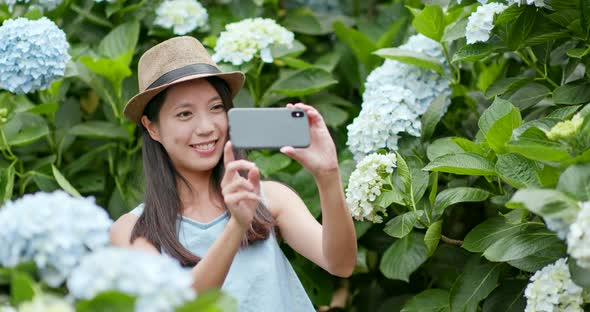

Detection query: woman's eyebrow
(208, 95), (221, 103)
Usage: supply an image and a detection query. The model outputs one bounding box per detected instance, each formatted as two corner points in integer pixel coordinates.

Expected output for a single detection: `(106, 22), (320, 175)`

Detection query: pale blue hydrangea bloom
(345, 153), (397, 223)
(347, 86), (421, 162)
(212, 18), (294, 66)
(154, 0), (208, 35)
(0, 191), (112, 287)
(465, 3), (508, 44)
(347, 34), (451, 161)
(0, 17), (70, 94)
(567, 201), (590, 269)
(68, 247), (196, 312)
(524, 258), (585, 312)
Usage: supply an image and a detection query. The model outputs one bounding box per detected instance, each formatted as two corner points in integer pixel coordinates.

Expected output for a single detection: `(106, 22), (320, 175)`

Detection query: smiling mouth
(189, 140), (217, 151)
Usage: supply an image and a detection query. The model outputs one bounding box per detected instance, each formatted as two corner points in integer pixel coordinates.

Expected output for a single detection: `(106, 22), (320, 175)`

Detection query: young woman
(109, 36), (357, 311)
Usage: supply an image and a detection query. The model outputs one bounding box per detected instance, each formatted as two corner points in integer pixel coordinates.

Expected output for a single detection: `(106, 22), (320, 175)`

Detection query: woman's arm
(110, 213), (248, 291)
(273, 102), (357, 276)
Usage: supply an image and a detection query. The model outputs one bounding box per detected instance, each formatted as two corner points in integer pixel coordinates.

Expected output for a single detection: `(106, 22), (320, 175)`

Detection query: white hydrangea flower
(0, 191), (112, 287)
(567, 201), (590, 269)
(18, 294), (74, 312)
(212, 17), (294, 65)
(347, 86), (421, 162)
(507, 0), (545, 7)
(154, 0), (208, 35)
(524, 258), (585, 312)
(347, 34), (451, 161)
(0, 0), (63, 11)
(465, 3), (508, 44)
(345, 153), (397, 223)
(67, 247), (196, 312)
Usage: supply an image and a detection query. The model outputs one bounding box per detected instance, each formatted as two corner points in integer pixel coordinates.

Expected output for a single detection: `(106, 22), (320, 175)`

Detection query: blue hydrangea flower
(0, 191), (112, 287)
(0, 17), (70, 94)
(347, 34), (452, 161)
(67, 247), (196, 312)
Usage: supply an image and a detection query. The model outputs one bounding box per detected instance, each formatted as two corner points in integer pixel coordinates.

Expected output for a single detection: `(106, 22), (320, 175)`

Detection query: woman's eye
(213, 104), (224, 110)
(177, 111), (192, 118)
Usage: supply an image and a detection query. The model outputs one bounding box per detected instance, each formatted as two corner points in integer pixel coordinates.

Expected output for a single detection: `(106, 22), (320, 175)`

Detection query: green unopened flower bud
(545, 113), (584, 141)
(0, 108), (8, 124)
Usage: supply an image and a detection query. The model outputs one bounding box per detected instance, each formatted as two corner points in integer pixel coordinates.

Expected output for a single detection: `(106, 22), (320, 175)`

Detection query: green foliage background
(1, 0), (590, 311)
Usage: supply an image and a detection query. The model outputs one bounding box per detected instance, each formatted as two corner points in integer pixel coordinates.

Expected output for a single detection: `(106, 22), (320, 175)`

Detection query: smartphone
(228, 108), (310, 150)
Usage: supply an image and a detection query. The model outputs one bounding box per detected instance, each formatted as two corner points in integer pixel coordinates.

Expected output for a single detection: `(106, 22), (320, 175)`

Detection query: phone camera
(291, 111), (304, 118)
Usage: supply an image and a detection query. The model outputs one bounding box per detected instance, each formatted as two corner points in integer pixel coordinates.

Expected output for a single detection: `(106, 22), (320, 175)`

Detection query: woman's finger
(224, 192), (261, 207)
(222, 178), (255, 197)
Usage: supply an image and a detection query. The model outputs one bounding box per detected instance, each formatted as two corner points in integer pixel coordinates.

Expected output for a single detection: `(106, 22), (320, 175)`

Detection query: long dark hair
(130, 76), (275, 267)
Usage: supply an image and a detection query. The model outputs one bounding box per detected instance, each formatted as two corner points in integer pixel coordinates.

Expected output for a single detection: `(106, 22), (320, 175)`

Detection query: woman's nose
(193, 116), (215, 136)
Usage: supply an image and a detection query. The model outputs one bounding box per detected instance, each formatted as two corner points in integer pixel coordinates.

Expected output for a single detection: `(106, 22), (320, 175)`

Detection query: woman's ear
(141, 115), (161, 142)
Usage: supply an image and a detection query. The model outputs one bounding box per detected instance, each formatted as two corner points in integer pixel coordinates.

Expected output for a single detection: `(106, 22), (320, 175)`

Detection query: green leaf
(557, 163), (590, 201)
(76, 291), (136, 312)
(421, 95), (450, 141)
(463, 217), (527, 253)
(401, 289), (450, 312)
(176, 289), (237, 312)
(249, 152), (292, 177)
(506, 128), (572, 162)
(423, 153), (497, 176)
(507, 188), (580, 221)
(10, 272), (35, 306)
(495, 153), (541, 188)
(424, 220), (442, 257)
(478, 98), (522, 154)
(501, 5), (537, 50)
(333, 21), (380, 69)
(373, 48), (445, 75)
(80, 52), (133, 97)
(69, 121), (128, 140)
(507, 82), (551, 110)
(483, 225), (563, 262)
(380, 232), (429, 282)
(395, 152), (412, 195)
(412, 4), (445, 42)
(27, 103), (59, 115)
(376, 17), (408, 49)
(427, 137), (464, 161)
(452, 41), (502, 63)
(553, 82), (590, 105)
(569, 258), (590, 289)
(384, 211), (424, 238)
(268, 68), (337, 97)
(442, 17), (468, 42)
(507, 243), (565, 272)
(449, 261), (502, 312)
(484, 76), (531, 98)
(98, 21), (140, 63)
(6, 125), (49, 147)
(433, 187), (491, 219)
(377, 189), (406, 208)
(51, 164), (81, 197)
(482, 280), (526, 312)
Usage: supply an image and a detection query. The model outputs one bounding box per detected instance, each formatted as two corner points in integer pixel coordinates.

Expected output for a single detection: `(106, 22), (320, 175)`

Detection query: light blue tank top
(128, 189), (315, 312)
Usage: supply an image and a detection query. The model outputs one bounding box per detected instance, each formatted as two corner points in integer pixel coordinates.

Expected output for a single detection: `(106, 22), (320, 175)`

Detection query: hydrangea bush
(0, 17), (70, 94)
(0, 191), (112, 287)
(67, 247), (196, 312)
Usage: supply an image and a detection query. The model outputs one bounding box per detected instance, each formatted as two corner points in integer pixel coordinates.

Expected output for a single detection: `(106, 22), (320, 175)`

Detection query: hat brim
(123, 71), (245, 124)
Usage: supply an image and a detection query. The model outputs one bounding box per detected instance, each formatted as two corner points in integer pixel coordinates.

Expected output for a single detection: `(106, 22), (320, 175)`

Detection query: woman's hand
(280, 103), (339, 178)
(221, 141), (261, 231)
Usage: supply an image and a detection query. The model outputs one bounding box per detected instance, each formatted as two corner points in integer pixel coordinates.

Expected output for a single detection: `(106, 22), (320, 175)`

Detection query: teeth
(193, 142), (215, 150)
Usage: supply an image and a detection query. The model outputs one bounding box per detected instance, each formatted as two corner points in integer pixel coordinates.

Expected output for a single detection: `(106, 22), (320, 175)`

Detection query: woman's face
(143, 78), (228, 174)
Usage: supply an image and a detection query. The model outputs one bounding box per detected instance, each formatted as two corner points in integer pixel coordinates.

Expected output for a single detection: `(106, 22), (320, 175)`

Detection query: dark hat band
(147, 63), (221, 90)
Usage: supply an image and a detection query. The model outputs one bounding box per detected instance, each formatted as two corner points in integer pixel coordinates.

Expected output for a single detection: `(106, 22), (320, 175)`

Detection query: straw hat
(123, 36), (245, 124)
